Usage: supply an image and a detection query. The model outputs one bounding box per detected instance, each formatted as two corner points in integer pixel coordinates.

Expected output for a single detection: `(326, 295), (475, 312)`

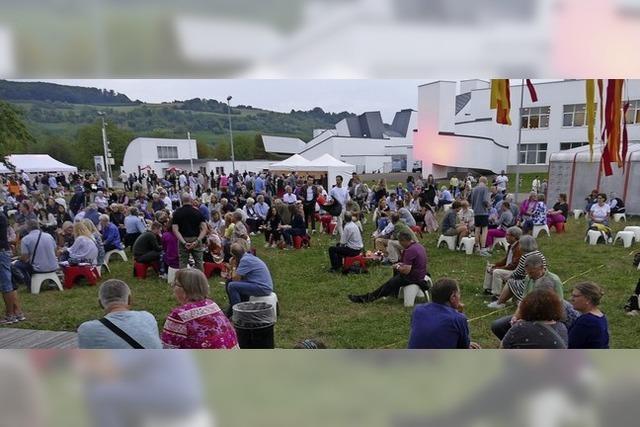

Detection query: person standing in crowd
(408, 278), (480, 349)
(0, 211), (25, 325)
(78, 280), (162, 349)
(172, 193), (207, 271)
(301, 176), (318, 233)
(328, 175), (350, 236)
(495, 170), (509, 194)
(470, 176), (491, 255)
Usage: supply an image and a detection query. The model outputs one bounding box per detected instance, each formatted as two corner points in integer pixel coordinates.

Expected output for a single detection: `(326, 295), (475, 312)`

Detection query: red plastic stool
(327, 222), (337, 235)
(410, 225), (424, 239)
(63, 265), (99, 289)
(320, 214), (333, 232)
(133, 261), (160, 279)
(293, 235), (304, 249)
(204, 262), (227, 278)
(342, 254), (368, 274)
(551, 222), (565, 233)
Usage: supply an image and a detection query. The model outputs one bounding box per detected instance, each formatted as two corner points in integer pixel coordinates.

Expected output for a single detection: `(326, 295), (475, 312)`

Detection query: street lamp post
(97, 111), (112, 188)
(226, 96), (236, 173)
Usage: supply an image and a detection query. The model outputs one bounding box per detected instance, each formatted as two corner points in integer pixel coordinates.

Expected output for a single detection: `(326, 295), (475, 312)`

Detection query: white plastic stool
(585, 229), (605, 245)
(458, 236), (475, 255)
(624, 226), (640, 242)
(398, 276), (433, 307)
(167, 266), (179, 285)
(532, 224), (550, 239)
(437, 234), (457, 251)
(613, 231), (635, 248)
(491, 237), (509, 252)
(249, 292), (279, 320)
(105, 249), (128, 265)
(573, 209), (583, 220)
(443, 204), (452, 213)
(142, 408), (212, 427)
(6, 209), (17, 218)
(30, 272), (63, 295)
(613, 213), (626, 222)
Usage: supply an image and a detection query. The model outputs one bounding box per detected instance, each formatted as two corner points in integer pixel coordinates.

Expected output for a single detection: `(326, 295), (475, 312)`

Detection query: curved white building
(122, 137), (197, 176)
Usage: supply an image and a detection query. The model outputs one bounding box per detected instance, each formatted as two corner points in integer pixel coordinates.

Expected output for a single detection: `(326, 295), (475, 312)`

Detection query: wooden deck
(0, 328), (77, 349)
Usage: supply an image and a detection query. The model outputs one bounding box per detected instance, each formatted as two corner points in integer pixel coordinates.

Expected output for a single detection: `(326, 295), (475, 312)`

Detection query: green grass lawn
(10, 213), (640, 349)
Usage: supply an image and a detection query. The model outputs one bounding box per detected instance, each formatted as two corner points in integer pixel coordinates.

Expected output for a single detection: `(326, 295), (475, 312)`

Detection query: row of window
(519, 140), (638, 164)
(157, 146), (179, 159)
(519, 100), (640, 129)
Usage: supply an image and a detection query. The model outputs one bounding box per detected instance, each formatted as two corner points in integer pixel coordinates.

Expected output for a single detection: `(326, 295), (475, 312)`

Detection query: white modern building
(414, 79), (640, 178)
(262, 109), (418, 173)
(122, 137), (198, 176)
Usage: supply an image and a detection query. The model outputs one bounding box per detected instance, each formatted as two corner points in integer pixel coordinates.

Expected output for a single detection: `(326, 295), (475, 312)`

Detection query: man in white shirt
(495, 170), (508, 194)
(282, 186), (298, 204)
(328, 175), (350, 236)
(160, 190), (173, 212)
(531, 176), (541, 194)
(327, 212), (363, 272)
(178, 173), (187, 189)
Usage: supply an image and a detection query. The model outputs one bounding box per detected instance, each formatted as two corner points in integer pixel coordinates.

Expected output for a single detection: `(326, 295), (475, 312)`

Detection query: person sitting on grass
(132, 221), (163, 267)
(163, 268), (238, 349)
(483, 226), (523, 298)
(588, 193), (610, 227)
(490, 253), (562, 341)
(500, 287), (568, 349)
(78, 279), (162, 349)
(487, 235), (546, 309)
(224, 243), (274, 317)
(440, 201), (468, 242)
(99, 214), (123, 253)
(408, 278), (481, 349)
(485, 202), (513, 251)
(328, 212), (364, 273)
(568, 282), (609, 349)
(281, 202), (308, 249)
(348, 231), (428, 303)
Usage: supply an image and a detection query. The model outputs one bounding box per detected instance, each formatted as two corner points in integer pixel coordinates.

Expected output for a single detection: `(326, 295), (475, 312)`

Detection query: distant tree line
(0, 79), (136, 105)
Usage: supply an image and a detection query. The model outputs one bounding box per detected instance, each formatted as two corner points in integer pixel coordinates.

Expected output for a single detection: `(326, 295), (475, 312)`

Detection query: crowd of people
(0, 166), (617, 349)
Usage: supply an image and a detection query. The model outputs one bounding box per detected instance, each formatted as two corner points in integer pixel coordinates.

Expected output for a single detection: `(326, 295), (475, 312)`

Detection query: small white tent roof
(4, 154), (78, 173)
(308, 153), (355, 168)
(0, 163), (10, 174)
(269, 154), (313, 171)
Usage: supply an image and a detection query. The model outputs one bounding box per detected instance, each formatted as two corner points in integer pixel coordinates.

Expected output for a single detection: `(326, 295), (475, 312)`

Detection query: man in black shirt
(0, 212), (24, 324)
(171, 193), (207, 271)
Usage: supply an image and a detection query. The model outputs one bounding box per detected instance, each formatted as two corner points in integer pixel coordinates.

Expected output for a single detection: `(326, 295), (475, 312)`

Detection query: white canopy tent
(307, 154), (356, 188)
(268, 154), (314, 172)
(0, 163), (10, 174)
(3, 154), (78, 174)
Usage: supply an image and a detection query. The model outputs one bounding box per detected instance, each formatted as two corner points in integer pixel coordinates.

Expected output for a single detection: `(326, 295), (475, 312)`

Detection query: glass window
(560, 142), (589, 150)
(157, 146), (178, 159)
(520, 105), (550, 129)
(624, 100), (640, 124)
(519, 143), (548, 164)
(563, 103), (595, 127)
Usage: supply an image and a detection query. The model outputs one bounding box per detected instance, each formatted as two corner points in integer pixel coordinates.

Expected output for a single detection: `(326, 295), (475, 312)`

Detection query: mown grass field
(10, 210), (640, 349)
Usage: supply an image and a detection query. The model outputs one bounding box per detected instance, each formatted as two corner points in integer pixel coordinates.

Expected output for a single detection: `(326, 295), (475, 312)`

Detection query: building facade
(122, 137), (198, 176)
(414, 79), (640, 178)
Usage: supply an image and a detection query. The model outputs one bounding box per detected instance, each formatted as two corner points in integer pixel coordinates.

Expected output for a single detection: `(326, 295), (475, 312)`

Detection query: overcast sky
(26, 79), (428, 122)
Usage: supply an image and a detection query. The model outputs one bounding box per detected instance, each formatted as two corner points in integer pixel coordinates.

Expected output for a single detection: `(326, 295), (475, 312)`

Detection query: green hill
(0, 80), (357, 170)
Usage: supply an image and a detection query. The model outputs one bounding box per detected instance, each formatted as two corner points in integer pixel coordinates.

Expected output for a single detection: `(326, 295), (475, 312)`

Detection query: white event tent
(0, 163), (11, 174)
(3, 154), (78, 174)
(269, 154), (313, 172)
(307, 154), (355, 188)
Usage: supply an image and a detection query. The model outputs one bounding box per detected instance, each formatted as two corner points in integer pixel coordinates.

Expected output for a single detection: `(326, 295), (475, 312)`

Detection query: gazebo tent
(269, 154), (313, 172)
(0, 163), (10, 174)
(547, 144), (640, 215)
(306, 154), (356, 188)
(3, 154), (78, 174)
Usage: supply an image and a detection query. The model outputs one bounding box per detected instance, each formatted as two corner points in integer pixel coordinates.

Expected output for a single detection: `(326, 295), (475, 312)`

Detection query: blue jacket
(102, 222), (123, 249)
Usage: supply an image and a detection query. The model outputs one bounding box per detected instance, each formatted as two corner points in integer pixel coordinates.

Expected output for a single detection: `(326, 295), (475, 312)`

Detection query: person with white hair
(99, 214), (123, 253)
(94, 191), (109, 212)
(77, 279), (161, 348)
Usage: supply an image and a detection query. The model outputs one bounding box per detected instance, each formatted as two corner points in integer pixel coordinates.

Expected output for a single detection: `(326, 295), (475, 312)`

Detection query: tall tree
(0, 101), (35, 157)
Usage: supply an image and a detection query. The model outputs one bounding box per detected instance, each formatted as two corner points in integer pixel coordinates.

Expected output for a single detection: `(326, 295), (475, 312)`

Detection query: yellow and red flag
(490, 79), (511, 125)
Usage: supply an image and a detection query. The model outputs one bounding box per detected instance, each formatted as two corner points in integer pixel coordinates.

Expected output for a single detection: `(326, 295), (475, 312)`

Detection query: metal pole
(226, 96), (235, 173)
(99, 114), (112, 188)
(514, 79), (525, 203)
(188, 131), (194, 172)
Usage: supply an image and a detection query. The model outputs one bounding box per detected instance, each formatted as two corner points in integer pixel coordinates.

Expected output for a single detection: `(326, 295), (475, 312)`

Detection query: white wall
(122, 137), (197, 176)
(204, 160), (272, 174)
